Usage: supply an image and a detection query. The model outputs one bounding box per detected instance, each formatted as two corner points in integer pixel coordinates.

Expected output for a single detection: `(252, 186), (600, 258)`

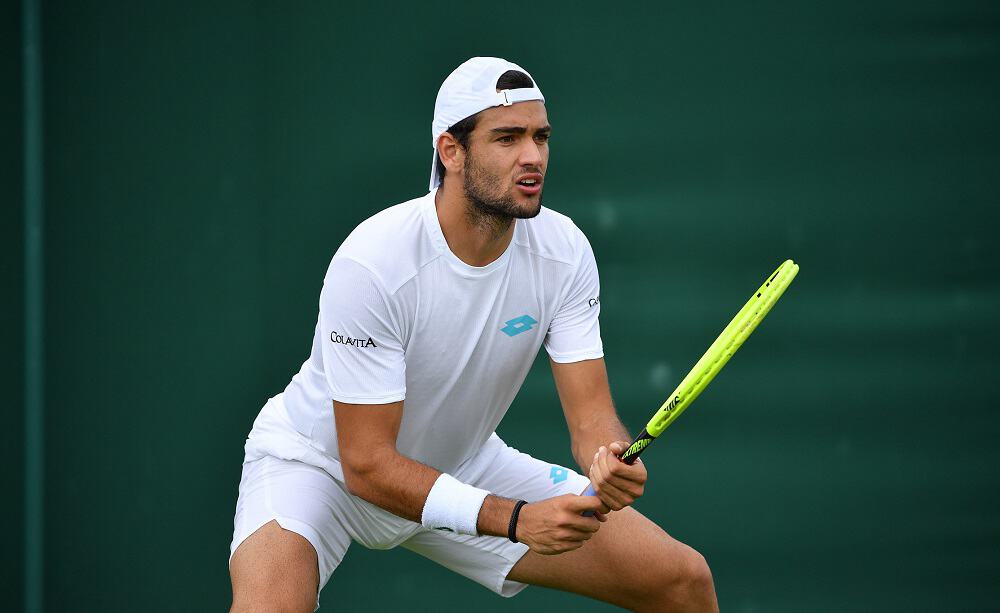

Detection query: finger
(598, 474), (641, 506)
(600, 452), (646, 498)
(596, 480), (630, 510)
(559, 530), (591, 542)
(565, 521), (600, 538)
(613, 460), (648, 485)
(608, 441), (628, 457)
(601, 471), (645, 500)
(594, 510), (608, 522)
(573, 516), (602, 533)
(591, 475), (627, 510)
(597, 449), (632, 508)
(583, 474), (611, 515)
(604, 450), (643, 483)
(567, 494), (608, 513)
(589, 463), (621, 510)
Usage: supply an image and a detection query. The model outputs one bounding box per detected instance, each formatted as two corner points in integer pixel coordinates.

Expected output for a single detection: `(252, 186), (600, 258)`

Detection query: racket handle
(581, 484), (599, 517)
(581, 429), (655, 517)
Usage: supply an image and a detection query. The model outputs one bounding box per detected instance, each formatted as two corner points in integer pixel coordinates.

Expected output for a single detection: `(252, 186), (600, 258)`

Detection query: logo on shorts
(329, 331), (377, 349)
(588, 297), (600, 308)
(550, 466), (568, 484)
(500, 315), (538, 337)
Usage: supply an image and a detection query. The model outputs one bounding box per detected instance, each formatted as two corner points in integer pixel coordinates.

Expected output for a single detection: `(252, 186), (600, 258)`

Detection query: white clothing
(230, 395), (591, 606)
(255, 189), (603, 480)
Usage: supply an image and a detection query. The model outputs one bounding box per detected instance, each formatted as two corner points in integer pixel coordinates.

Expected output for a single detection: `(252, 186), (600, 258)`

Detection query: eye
(535, 133), (550, 143)
(498, 135), (515, 143)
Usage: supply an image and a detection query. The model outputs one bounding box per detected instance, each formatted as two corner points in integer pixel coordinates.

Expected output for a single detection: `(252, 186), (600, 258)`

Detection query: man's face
(461, 101), (550, 220)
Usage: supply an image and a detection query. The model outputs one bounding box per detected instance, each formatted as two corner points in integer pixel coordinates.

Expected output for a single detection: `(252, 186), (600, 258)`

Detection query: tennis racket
(582, 259), (800, 506)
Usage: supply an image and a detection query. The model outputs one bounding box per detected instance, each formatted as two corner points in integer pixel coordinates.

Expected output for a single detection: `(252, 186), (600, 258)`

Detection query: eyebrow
(490, 125), (552, 135)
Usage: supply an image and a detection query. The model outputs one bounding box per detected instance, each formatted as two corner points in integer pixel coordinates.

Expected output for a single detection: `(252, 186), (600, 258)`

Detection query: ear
(437, 132), (465, 175)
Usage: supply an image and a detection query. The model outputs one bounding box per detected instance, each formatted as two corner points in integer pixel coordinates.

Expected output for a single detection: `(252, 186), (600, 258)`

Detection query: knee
(677, 549), (715, 602)
(640, 547), (717, 613)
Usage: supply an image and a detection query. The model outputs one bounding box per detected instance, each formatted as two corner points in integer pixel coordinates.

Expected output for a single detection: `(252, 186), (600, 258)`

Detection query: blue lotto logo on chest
(500, 314), (538, 337)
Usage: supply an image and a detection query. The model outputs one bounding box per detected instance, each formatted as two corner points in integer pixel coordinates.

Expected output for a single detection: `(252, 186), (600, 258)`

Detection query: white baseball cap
(429, 57), (545, 191)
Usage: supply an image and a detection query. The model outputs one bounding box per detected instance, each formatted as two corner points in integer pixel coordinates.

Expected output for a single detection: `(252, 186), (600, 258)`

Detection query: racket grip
(580, 429), (655, 517)
(581, 484), (599, 517)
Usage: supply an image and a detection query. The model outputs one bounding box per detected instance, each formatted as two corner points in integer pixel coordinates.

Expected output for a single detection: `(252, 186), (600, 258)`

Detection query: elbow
(340, 447), (393, 498)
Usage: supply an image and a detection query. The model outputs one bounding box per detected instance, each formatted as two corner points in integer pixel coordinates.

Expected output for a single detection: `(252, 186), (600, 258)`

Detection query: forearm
(342, 448), (442, 522)
(570, 411), (631, 473)
(342, 448), (517, 536)
(550, 358), (630, 472)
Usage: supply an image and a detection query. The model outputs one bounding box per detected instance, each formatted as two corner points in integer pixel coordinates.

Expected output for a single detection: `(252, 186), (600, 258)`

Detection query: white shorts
(230, 396), (590, 607)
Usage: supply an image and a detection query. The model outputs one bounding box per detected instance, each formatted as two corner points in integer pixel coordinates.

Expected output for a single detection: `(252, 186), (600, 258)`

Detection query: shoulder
(515, 205), (593, 267)
(329, 193), (438, 294)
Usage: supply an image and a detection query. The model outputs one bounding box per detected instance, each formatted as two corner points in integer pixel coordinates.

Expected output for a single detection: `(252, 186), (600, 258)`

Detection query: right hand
(515, 494), (606, 555)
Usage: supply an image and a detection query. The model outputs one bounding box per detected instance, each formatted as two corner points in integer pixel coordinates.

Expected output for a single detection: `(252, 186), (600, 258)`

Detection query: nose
(518, 139), (544, 168)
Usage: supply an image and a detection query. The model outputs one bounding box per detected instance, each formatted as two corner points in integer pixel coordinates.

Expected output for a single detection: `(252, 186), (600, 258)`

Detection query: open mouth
(515, 174), (543, 195)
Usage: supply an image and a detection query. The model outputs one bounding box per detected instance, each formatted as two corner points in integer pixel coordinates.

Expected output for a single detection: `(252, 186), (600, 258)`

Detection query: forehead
(475, 101), (549, 131)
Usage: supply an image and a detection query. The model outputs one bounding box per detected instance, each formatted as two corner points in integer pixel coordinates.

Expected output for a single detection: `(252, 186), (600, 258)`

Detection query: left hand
(588, 441), (647, 511)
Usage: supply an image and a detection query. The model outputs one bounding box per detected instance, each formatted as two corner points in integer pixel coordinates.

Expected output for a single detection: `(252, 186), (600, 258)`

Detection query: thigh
(399, 435), (593, 598)
(459, 433), (593, 504)
(507, 506), (703, 608)
(229, 457), (354, 610)
(230, 520), (318, 613)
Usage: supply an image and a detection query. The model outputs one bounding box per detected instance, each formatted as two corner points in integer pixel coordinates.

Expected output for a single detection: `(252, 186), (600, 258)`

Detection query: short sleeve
(320, 257), (406, 404)
(544, 231), (605, 363)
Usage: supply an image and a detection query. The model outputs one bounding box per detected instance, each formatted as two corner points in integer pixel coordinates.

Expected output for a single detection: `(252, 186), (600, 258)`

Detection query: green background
(7, 1), (1000, 611)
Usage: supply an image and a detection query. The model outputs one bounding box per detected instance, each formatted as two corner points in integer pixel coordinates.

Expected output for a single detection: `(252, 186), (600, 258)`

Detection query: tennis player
(229, 57), (718, 612)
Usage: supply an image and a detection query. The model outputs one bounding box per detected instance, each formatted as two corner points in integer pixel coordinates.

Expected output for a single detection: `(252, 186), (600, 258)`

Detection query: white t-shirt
(253, 189), (603, 480)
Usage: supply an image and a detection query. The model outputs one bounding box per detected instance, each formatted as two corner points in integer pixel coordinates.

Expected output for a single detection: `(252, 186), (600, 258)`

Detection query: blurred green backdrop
(7, 1), (1000, 611)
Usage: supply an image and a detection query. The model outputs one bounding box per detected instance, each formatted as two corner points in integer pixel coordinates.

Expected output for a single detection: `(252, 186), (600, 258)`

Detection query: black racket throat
(618, 429), (655, 464)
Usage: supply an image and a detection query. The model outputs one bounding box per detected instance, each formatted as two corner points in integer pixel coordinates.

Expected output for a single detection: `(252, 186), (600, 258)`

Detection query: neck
(434, 180), (515, 267)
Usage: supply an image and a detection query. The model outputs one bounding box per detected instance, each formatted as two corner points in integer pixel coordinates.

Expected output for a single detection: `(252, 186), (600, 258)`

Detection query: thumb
(569, 495), (606, 512)
(608, 441), (628, 456)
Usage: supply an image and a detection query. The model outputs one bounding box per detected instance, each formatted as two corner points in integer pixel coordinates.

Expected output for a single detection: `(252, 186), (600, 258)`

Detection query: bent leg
(230, 520), (318, 613)
(507, 507), (718, 613)
(228, 456), (357, 612)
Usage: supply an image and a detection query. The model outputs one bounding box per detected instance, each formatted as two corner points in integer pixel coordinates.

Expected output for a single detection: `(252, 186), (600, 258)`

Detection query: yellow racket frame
(620, 259), (800, 462)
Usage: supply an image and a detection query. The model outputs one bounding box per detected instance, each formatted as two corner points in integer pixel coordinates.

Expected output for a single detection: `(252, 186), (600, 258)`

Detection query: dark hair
(434, 70), (535, 184)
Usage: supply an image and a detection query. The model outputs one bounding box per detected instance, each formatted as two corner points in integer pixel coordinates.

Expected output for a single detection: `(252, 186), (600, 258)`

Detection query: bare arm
(333, 399), (441, 522)
(551, 357), (647, 510)
(334, 399), (603, 550)
(551, 357), (629, 472)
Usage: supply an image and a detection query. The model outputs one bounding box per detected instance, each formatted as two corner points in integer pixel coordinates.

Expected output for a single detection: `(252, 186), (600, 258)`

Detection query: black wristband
(507, 500), (528, 543)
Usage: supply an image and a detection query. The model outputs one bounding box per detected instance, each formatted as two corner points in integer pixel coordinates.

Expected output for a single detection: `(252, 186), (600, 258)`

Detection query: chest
(403, 253), (565, 373)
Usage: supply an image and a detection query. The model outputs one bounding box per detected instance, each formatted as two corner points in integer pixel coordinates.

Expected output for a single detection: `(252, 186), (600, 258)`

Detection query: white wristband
(421, 473), (490, 536)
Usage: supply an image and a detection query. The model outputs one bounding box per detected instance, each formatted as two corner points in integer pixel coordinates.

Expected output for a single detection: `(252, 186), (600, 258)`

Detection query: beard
(462, 153), (543, 224)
